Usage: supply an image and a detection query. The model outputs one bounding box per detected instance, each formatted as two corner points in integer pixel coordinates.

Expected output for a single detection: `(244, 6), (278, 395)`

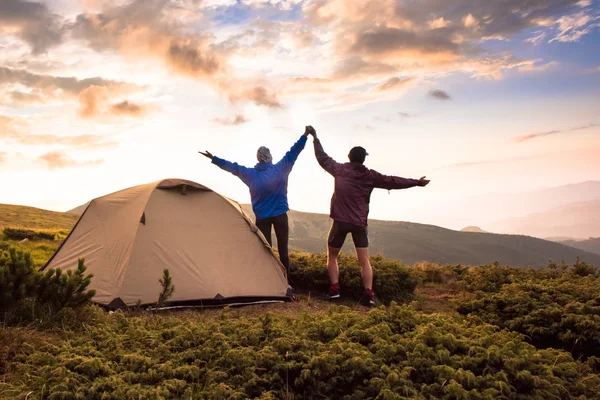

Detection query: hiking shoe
(287, 285), (297, 301)
(361, 289), (375, 308)
(327, 284), (340, 301)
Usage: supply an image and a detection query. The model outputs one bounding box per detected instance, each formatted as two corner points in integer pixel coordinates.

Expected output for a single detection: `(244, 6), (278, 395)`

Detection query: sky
(1, 0), (599, 230)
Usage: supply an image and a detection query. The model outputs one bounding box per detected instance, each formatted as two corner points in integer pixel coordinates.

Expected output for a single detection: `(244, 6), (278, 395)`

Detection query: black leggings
(256, 213), (290, 274)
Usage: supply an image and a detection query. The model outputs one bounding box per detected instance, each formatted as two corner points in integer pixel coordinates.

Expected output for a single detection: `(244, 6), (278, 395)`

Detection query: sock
(331, 282), (340, 291)
(364, 288), (374, 296)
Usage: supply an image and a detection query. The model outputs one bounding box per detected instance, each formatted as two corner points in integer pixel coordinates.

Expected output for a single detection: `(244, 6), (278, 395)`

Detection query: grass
(0, 239), (59, 267)
(0, 204), (78, 231)
(3, 202), (600, 398)
(2, 301), (600, 399)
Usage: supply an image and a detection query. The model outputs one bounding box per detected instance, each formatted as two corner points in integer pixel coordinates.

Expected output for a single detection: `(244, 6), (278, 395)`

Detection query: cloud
(70, 0), (280, 109)
(166, 41), (221, 77)
(0, 114), (117, 149)
(2, 0), (596, 115)
(0, 152), (6, 165)
(0, 67), (141, 114)
(332, 57), (397, 79)
(429, 17), (450, 29)
(429, 89), (451, 100)
(227, 85), (282, 108)
(110, 100), (147, 117)
(440, 154), (539, 169)
(518, 61), (559, 72)
(0, 0), (64, 53)
(297, 0), (594, 102)
(350, 27), (461, 57)
(525, 31), (548, 45)
(38, 151), (103, 170)
(78, 85), (109, 118)
(572, 123), (597, 131)
(463, 14), (479, 29)
(374, 111), (414, 122)
(445, 160), (495, 168)
(0, 67), (135, 96)
(549, 12), (600, 43)
(514, 124), (596, 142)
(9, 90), (44, 104)
(376, 77), (414, 91)
(514, 130), (561, 143)
(355, 124), (375, 131)
(214, 114), (249, 126)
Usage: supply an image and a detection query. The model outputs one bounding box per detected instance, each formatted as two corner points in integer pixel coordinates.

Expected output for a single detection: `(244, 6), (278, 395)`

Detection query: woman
(199, 129), (308, 279)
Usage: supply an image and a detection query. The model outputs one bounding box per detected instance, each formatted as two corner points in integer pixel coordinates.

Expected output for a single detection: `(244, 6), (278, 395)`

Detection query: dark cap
(349, 146), (369, 163)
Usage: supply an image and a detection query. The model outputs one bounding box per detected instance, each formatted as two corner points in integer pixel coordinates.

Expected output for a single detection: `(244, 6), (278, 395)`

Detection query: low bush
(290, 253), (418, 304)
(458, 261), (600, 359)
(3, 227), (56, 241)
(0, 247), (95, 326)
(1, 304), (599, 399)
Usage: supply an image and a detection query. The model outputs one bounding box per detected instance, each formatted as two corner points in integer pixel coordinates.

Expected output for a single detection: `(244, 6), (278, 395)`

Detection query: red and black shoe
(327, 283), (340, 301)
(361, 289), (375, 308)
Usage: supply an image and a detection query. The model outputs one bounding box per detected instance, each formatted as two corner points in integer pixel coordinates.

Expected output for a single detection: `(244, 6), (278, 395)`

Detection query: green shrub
(0, 247), (37, 309)
(290, 253), (419, 304)
(414, 262), (460, 285)
(157, 269), (175, 308)
(2, 304), (599, 399)
(0, 247), (95, 325)
(458, 262), (600, 359)
(3, 227), (55, 241)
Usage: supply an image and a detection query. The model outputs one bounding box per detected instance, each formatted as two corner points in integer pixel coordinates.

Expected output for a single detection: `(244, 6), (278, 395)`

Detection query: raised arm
(208, 154), (253, 186)
(277, 134), (308, 173)
(370, 170), (429, 190)
(313, 136), (342, 177)
(305, 126), (341, 176)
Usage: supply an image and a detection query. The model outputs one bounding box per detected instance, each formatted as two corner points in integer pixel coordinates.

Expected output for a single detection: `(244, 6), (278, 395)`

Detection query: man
(199, 129), (308, 280)
(306, 126), (430, 307)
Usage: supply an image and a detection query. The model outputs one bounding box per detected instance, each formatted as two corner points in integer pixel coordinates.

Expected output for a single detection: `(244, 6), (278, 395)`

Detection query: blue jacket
(212, 135), (307, 220)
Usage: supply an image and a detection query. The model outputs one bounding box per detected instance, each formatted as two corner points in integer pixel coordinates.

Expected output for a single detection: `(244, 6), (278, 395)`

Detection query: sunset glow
(1, 0), (599, 230)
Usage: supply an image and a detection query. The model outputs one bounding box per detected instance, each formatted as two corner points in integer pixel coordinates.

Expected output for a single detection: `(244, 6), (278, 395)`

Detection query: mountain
(560, 237), (600, 256)
(488, 199), (600, 239)
(435, 181), (600, 231)
(461, 226), (488, 233)
(239, 206), (600, 267)
(0, 204), (79, 230)
(464, 181), (600, 220)
(67, 202), (89, 215)
(28, 202), (600, 267)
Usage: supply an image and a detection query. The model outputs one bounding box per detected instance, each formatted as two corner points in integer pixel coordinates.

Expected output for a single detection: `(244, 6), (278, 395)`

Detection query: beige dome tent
(43, 179), (291, 309)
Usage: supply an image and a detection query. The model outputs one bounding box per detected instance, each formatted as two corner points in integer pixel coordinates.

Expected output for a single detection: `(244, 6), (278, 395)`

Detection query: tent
(42, 179), (291, 309)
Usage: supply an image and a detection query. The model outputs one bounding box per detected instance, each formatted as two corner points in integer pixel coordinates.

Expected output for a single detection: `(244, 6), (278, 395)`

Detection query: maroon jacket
(314, 138), (421, 227)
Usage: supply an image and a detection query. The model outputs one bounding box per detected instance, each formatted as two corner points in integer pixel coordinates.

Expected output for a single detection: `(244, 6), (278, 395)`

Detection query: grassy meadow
(1, 205), (600, 399)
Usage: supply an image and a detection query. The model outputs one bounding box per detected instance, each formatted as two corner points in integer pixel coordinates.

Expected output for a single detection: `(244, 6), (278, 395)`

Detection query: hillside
(435, 181), (600, 233)
(3, 206), (600, 399)
(239, 206), (600, 267)
(0, 204), (79, 230)
(560, 237), (600, 256)
(460, 226), (487, 233)
(488, 199), (600, 239)
(34, 201), (600, 267)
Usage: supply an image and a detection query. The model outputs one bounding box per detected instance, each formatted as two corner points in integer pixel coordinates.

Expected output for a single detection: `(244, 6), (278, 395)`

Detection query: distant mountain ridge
(59, 200), (600, 267)
(461, 226), (487, 233)
(239, 205), (600, 267)
(489, 199), (600, 239)
(442, 181), (600, 238)
(559, 238), (600, 256)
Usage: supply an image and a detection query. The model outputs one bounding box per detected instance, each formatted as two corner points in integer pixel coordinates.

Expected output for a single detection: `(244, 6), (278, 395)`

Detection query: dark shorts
(328, 220), (369, 248)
